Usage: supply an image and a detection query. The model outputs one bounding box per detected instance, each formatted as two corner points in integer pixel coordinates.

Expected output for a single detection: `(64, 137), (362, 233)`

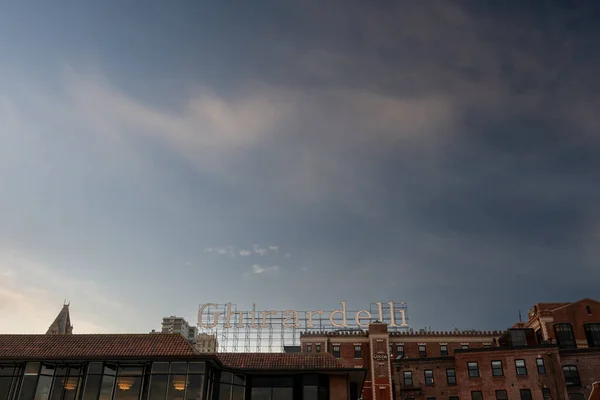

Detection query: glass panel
(34, 374), (53, 400)
(221, 372), (233, 384)
(19, 375), (39, 400)
(40, 365), (55, 376)
(232, 374), (244, 386)
(118, 366), (143, 376)
(167, 375), (188, 400)
(63, 377), (80, 400)
(272, 378), (293, 388)
(148, 375), (168, 400)
(219, 383), (232, 400)
(186, 374), (204, 400)
(232, 385), (244, 400)
(272, 387), (293, 400)
(188, 362), (206, 374)
(87, 363), (103, 375)
(318, 387), (328, 400)
(103, 364), (117, 376)
(170, 363), (188, 374)
(0, 377), (13, 400)
(152, 362), (170, 374)
(82, 374), (102, 400)
(0, 365), (17, 376)
(251, 387), (271, 400)
(98, 375), (115, 400)
(25, 363), (41, 375)
(114, 376), (143, 400)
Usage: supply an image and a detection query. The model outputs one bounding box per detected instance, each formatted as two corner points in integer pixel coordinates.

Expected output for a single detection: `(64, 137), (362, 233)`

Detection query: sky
(0, 0), (599, 335)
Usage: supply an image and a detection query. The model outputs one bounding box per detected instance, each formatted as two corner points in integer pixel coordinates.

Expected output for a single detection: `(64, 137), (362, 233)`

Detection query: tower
(46, 302), (73, 334)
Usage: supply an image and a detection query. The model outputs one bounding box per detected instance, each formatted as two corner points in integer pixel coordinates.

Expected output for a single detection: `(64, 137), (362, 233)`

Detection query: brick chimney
(368, 322), (392, 400)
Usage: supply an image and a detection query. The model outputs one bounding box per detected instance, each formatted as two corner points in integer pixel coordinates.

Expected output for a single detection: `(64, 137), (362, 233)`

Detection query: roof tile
(215, 353), (355, 370)
(0, 334), (198, 358)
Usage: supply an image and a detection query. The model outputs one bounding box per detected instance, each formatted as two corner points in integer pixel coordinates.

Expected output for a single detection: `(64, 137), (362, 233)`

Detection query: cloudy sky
(1, 1), (599, 335)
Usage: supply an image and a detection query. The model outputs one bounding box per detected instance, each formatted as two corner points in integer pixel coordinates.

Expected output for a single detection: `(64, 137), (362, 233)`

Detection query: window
(510, 330), (528, 347)
(491, 361), (503, 376)
(148, 362), (206, 400)
(446, 369), (456, 385)
(461, 344), (469, 350)
(563, 365), (581, 386)
(584, 323), (600, 348)
(332, 345), (340, 358)
(536, 358), (546, 374)
(403, 371), (413, 386)
(467, 362), (479, 378)
(303, 375), (329, 400)
(554, 324), (576, 349)
(586, 305), (592, 314)
(535, 330), (543, 344)
(542, 388), (551, 399)
(251, 377), (294, 400)
(316, 344), (321, 353)
(307, 344), (312, 353)
(33, 364), (55, 400)
(354, 345), (362, 359)
(515, 359), (527, 376)
(519, 389), (532, 400)
(396, 344), (404, 357)
(424, 370), (434, 385)
(483, 344), (491, 349)
(495, 390), (508, 400)
(418, 345), (427, 357)
(49, 365), (84, 400)
(220, 371), (245, 400)
(440, 345), (448, 356)
(570, 394), (585, 400)
(472, 391), (483, 400)
(0, 364), (21, 400)
(449, 397), (459, 400)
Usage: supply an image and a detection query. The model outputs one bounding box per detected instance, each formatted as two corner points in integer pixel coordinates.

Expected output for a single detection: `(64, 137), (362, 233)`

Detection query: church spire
(46, 302), (73, 335)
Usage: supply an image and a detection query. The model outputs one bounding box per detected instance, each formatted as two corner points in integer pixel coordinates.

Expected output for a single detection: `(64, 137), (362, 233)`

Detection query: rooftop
(215, 353), (356, 370)
(0, 334), (198, 359)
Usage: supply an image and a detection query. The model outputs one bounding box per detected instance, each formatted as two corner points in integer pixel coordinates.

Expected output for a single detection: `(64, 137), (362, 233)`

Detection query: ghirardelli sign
(198, 301), (408, 329)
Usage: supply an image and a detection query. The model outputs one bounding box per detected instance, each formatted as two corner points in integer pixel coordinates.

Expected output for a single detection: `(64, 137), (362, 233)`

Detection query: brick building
(300, 298), (600, 400)
(0, 334), (366, 400)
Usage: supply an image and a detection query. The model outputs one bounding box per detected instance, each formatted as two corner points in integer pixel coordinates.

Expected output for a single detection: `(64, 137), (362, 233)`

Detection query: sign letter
(198, 303), (222, 329)
(330, 301), (348, 328)
(355, 310), (372, 327)
(282, 310), (300, 328)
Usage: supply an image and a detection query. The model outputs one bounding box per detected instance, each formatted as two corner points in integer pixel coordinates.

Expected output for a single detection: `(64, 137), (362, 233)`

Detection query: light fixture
(173, 376), (187, 391)
(117, 377), (135, 390)
(64, 377), (78, 391)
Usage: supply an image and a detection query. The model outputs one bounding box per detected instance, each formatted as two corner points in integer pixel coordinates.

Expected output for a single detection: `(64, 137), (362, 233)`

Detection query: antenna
(518, 309), (522, 323)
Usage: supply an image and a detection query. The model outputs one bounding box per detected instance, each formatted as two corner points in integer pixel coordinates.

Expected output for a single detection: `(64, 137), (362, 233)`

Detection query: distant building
(45, 302), (73, 335)
(159, 315), (197, 343)
(195, 332), (218, 353)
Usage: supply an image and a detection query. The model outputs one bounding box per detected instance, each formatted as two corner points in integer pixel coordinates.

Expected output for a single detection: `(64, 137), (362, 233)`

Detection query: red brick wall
(549, 300), (600, 346)
(395, 358), (459, 400)
(560, 350), (600, 400)
(330, 375), (349, 400)
(454, 348), (567, 400)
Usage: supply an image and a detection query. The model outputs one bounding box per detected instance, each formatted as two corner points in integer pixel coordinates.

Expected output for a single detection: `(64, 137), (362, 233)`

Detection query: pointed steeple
(46, 301), (73, 335)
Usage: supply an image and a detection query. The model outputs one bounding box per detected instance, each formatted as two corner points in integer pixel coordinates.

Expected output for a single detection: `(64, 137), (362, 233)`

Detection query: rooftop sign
(198, 301), (408, 330)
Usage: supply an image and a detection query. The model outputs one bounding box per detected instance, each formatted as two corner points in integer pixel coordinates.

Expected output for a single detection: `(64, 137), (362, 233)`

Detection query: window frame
(519, 389), (532, 400)
(515, 359), (527, 376)
(332, 345), (341, 358)
(554, 323), (576, 349)
(562, 365), (581, 386)
(418, 345), (427, 357)
(471, 391), (483, 400)
(536, 358), (546, 374)
(495, 390), (508, 400)
(467, 362), (479, 378)
(446, 368), (456, 385)
(403, 371), (413, 386)
(424, 370), (434, 386)
(584, 323), (600, 348)
(440, 345), (448, 356)
(491, 360), (503, 377)
(354, 345), (362, 359)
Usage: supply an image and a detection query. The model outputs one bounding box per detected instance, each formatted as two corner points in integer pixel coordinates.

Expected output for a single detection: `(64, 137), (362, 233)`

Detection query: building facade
(159, 316), (198, 343)
(0, 334), (366, 400)
(300, 299), (600, 400)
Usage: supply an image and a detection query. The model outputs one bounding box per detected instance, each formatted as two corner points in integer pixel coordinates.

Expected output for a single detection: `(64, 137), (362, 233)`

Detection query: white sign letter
(198, 303), (222, 329)
(306, 310), (324, 328)
(282, 310), (300, 328)
(329, 301), (348, 328)
(355, 309), (372, 327)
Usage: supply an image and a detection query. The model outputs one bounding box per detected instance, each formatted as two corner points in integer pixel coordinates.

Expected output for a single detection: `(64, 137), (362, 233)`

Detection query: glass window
(563, 365), (581, 386)
(419, 345), (427, 357)
(0, 364), (20, 400)
(220, 380), (233, 400)
(99, 374), (116, 400)
(151, 362), (170, 374)
(170, 362), (188, 374)
(148, 375), (168, 400)
(483, 344), (491, 349)
(554, 324), (576, 349)
(542, 388), (551, 399)
(32, 364), (55, 400)
(491, 361), (503, 376)
(446, 369), (456, 385)
(315, 344), (321, 353)
(354, 345), (362, 359)
(586, 305), (592, 315)
(536, 358), (546, 374)
(50, 366), (83, 400)
(440, 345), (448, 356)
(495, 390), (508, 400)
(332, 346), (340, 358)
(114, 365), (144, 400)
(467, 362), (479, 378)
(389, 345), (393, 354)
(461, 344), (469, 350)
(424, 370), (434, 385)
(403, 371), (413, 386)
(510, 330), (528, 347)
(472, 391), (483, 400)
(396, 344), (404, 357)
(515, 360), (527, 376)
(307, 344), (312, 353)
(584, 323), (600, 348)
(167, 374), (188, 400)
(519, 389), (532, 400)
